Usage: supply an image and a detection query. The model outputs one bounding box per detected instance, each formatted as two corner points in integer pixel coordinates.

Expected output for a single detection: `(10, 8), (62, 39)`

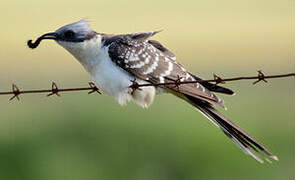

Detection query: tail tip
(271, 155), (279, 161)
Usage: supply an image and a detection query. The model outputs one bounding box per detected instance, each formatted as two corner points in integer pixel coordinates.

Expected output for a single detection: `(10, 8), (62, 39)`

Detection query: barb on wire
(253, 70), (268, 85)
(47, 82), (60, 97)
(88, 82), (101, 94)
(0, 71), (294, 101)
(9, 84), (21, 101)
(164, 75), (184, 91)
(129, 79), (142, 95)
(213, 73), (225, 85)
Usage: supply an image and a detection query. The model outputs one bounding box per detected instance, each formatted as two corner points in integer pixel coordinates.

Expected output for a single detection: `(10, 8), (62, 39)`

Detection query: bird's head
(28, 19), (99, 55)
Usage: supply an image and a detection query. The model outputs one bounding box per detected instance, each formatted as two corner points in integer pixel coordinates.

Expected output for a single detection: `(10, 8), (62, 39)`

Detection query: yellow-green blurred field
(0, 0), (295, 179)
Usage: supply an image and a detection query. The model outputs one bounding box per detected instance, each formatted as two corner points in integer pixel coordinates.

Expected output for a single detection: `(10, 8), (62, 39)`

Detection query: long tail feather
(185, 95), (278, 163)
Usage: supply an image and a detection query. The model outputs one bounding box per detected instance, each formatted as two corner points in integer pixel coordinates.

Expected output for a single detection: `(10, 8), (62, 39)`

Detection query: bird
(28, 19), (278, 163)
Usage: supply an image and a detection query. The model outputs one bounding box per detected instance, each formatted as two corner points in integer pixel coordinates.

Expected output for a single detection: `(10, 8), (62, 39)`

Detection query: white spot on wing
(130, 61), (145, 68)
(159, 61), (173, 77)
(159, 76), (165, 83)
(142, 60), (159, 75)
(145, 58), (150, 64)
(155, 56), (159, 61)
(129, 55), (139, 62)
(164, 57), (170, 62)
(200, 86), (205, 92)
(185, 73), (191, 79)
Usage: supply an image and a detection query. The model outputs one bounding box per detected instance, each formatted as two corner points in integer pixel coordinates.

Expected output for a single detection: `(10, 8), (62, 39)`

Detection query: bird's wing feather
(102, 32), (225, 108)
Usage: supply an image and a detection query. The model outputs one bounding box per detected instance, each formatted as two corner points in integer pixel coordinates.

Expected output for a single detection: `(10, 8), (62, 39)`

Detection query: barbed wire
(1, 82), (101, 101)
(0, 70), (294, 101)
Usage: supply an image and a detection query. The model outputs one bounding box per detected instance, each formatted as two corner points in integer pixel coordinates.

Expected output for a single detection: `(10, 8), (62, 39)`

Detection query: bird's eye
(64, 30), (75, 39)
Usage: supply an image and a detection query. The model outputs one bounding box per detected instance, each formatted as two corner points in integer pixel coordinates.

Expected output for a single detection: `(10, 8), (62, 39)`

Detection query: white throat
(57, 35), (104, 74)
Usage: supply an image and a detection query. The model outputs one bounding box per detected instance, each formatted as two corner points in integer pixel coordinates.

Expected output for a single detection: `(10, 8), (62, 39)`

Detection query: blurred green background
(0, 0), (295, 179)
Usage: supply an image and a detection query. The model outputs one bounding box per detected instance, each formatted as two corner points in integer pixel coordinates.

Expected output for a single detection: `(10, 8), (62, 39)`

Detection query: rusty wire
(1, 82), (101, 101)
(0, 71), (294, 101)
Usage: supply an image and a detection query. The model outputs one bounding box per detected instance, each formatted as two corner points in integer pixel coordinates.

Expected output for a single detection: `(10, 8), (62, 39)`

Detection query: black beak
(27, 32), (58, 49)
